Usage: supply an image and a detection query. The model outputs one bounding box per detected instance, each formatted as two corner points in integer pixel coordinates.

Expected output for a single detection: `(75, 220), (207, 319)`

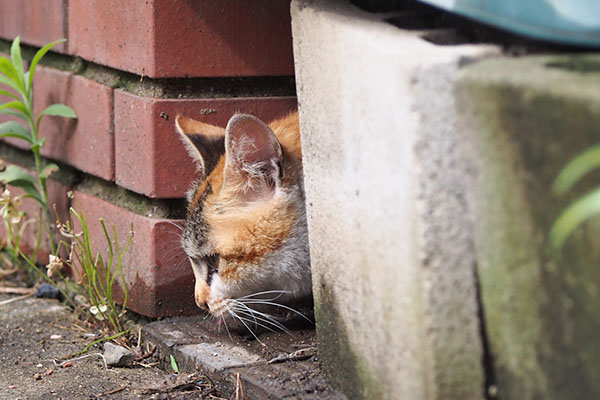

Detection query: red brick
(114, 91), (297, 198)
(3, 67), (115, 181)
(68, 0), (294, 78)
(36, 67), (115, 180)
(71, 190), (196, 317)
(0, 0), (67, 53)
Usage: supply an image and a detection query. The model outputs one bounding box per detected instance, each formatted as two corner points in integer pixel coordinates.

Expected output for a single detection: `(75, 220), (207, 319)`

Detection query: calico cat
(175, 111), (312, 328)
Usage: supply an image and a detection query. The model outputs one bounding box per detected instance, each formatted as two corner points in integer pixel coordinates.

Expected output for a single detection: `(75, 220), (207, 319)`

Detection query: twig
(98, 385), (127, 397)
(0, 267), (18, 277)
(134, 344), (157, 362)
(0, 286), (30, 295)
(235, 373), (245, 400)
(222, 347), (316, 370)
(133, 360), (159, 368)
(267, 347), (316, 364)
(61, 330), (129, 360)
(53, 352), (108, 370)
(0, 293), (33, 306)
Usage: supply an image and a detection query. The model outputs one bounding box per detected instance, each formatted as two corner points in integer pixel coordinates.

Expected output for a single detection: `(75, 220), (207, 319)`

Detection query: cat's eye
(203, 254), (219, 273)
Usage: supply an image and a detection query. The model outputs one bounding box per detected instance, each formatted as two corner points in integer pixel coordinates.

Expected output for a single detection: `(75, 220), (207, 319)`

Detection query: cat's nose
(195, 296), (208, 310)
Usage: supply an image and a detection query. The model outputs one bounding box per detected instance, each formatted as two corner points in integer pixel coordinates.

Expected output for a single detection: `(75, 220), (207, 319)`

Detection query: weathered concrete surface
(291, 1), (498, 398)
(143, 316), (345, 399)
(456, 55), (600, 400)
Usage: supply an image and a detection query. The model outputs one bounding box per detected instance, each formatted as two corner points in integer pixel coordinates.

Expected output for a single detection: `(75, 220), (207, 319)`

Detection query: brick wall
(0, 0), (297, 317)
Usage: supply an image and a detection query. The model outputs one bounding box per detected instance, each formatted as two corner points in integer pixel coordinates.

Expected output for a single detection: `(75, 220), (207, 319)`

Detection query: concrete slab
(143, 315), (345, 399)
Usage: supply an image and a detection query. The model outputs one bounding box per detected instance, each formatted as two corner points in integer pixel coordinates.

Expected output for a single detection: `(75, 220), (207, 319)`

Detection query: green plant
(55, 207), (133, 334)
(0, 37), (131, 340)
(550, 143), (600, 250)
(0, 36), (76, 254)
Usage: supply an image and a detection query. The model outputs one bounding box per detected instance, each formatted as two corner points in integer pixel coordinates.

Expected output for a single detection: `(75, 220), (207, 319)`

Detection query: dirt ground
(0, 294), (223, 400)
(0, 293), (342, 400)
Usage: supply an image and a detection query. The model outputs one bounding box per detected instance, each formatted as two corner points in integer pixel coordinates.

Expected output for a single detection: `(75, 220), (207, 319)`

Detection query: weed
(55, 207), (133, 334)
(550, 143), (600, 250)
(0, 36), (76, 254)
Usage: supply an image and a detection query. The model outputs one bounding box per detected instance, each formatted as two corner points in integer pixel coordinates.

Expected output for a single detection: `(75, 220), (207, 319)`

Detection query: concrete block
(291, 0), (498, 398)
(455, 55), (600, 400)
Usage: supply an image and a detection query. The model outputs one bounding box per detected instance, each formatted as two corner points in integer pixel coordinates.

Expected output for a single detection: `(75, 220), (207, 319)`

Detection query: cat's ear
(175, 116), (225, 175)
(224, 114), (284, 197)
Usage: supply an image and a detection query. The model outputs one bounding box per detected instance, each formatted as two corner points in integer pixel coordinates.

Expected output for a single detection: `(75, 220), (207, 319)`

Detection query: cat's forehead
(188, 156), (226, 213)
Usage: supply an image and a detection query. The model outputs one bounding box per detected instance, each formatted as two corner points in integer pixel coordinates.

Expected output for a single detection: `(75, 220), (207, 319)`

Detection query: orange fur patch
(195, 280), (211, 309)
(187, 111), (302, 281)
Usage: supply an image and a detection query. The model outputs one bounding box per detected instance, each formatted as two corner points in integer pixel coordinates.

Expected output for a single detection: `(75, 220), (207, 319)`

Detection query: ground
(0, 294), (219, 399)
(0, 293), (344, 399)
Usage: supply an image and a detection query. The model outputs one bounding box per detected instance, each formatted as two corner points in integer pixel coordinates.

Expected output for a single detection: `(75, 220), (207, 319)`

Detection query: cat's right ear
(175, 116), (226, 176)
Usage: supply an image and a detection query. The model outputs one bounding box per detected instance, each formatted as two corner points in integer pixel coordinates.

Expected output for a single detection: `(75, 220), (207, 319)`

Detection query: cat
(175, 111), (312, 329)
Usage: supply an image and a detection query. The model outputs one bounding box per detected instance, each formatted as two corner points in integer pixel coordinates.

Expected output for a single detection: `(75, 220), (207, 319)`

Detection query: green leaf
(10, 37), (25, 87)
(0, 100), (29, 116)
(0, 121), (32, 143)
(0, 56), (21, 88)
(553, 143), (600, 196)
(0, 165), (43, 206)
(549, 186), (600, 251)
(0, 108), (29, 122)
(28, 39), (66, 92)
(0, 74), (22, 95)
(39, 104), (77, 119)
(40, 163), (59, 178)
(0, 88), (20, 101)
(169, 354), (180, 374)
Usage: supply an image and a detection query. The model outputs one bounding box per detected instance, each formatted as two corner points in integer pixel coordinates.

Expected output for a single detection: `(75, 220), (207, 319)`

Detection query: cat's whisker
(163, 220), (184, 231)
(225, 304), (265, 346)
(230, 301), (290, 333)
(237, 300), (313, 324)
(237, 290), (290, 300)
(221, 308), (234, 341)
(229, 310), (280, 334)
(233, 308), (290, 334)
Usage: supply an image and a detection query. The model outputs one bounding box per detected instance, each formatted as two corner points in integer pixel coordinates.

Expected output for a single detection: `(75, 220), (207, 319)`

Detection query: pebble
(34, 283), (60, 299)
(103, 342), (136, 367)
(33, 373), (41, 380)
(50, 334), (62, 340)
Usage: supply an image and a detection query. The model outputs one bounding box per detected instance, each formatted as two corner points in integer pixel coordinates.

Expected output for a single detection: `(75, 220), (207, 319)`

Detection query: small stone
(36, 363), (43, 368)
(34, 283), (60, 299)
(103, 342), (135, 367)
(62, 362), (73, 368)
(45, 369), (53, 376)
(74, 295), (88, 307)
(50, 335), (62, 340)
(33, 373), (41, 380)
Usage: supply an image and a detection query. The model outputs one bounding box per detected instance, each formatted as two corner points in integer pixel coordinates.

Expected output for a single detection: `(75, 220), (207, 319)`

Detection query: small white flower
(46, 255), (63, 277)
(90, 304), (108, 321)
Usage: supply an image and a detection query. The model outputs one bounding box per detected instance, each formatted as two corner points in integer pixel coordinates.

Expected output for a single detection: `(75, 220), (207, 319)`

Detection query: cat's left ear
(175, 116), (226, 176)
(224, 114), (284, 195)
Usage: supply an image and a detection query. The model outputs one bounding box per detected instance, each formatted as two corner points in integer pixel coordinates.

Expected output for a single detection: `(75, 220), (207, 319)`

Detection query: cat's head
(175, 112), (311, 320)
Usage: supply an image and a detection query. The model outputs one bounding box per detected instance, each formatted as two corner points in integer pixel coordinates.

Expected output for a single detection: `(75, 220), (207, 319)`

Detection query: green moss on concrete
(456, 54), (600, 400)
(313, 281), (383, 400)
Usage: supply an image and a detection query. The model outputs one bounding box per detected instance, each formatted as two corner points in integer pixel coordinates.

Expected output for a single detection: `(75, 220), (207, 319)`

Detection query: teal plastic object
(417, 0), (600, 47)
